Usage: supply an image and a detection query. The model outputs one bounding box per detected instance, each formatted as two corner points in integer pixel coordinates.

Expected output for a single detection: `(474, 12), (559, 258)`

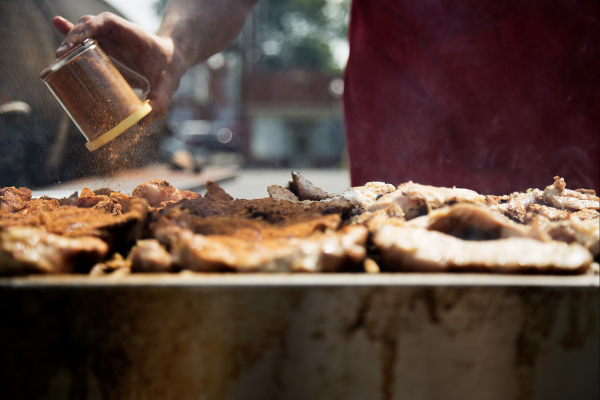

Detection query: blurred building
(168, 58), (346, 169)
(167, 0), (348, 170)
(244, 69), (345, 168)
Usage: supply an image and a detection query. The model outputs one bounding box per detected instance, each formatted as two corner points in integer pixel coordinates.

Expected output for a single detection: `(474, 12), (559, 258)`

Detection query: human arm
(53, 0), (260, 120)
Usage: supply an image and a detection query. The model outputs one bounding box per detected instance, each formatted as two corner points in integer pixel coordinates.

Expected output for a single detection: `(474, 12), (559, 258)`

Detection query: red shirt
(344, 0), (599, 194)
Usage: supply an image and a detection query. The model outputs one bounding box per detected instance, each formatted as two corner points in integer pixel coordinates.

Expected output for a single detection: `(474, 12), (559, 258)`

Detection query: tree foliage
(154, 0), (350, 73)
(256, 0), (349, 73)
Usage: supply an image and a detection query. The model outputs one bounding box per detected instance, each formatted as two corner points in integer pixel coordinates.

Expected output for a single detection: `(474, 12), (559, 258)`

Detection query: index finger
(56, 13), (123, 57)
(55, 15), (96, 56)
(52, 16), (74, 37)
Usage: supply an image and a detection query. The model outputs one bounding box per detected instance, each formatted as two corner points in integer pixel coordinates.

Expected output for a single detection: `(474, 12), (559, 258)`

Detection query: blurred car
(172, 119), (243, 152)
(158, 135), (208, 173)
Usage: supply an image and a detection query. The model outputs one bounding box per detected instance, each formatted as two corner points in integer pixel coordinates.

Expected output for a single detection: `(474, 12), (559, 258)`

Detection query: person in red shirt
(345, 0), (599, 193)
(53, 0), (599, 194)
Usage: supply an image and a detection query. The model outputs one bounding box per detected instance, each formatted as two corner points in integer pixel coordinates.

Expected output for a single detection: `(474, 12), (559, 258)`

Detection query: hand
(53, 13), (185, 123)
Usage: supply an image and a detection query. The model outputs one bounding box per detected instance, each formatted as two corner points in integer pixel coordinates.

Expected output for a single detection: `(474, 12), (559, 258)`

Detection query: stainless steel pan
(0, 273), (598, 400)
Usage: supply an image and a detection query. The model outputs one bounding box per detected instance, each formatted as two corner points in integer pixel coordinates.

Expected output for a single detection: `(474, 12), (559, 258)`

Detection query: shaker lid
(85, 101), (153, 152)
(39, 39), (97, 81)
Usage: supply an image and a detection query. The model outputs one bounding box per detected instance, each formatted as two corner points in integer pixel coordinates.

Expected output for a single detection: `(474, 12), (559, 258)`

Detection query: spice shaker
(39, 39), (152, 152)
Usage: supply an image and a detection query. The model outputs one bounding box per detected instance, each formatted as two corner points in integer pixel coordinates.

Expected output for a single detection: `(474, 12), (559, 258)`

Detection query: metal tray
(0, 273), (598, 400)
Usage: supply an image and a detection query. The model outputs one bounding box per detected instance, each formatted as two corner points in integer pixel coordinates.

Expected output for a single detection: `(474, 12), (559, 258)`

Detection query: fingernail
(78, 30), (90, 39)
(57, 44), (69, 52)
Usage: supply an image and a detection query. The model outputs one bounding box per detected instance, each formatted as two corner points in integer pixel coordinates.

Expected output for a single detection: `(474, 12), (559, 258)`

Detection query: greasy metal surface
(0, 274), (598, 400)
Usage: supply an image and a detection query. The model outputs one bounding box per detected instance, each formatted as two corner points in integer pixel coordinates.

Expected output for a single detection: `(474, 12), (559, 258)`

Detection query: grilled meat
(129, 239), (173, 273)
(161, 180), (356, 223)
(0, 198), (148, 256)
(348, 181), (486, 228)
(571, 208), (600, 220)
(151, 205), (342, 241)
(530, 216), (600, 257)
(57, 191), (79, 207)
(342, 181), (396, 209)
(54, 188), (135, 216)
(487, 189), (542, 223)
(289, 171), (330, 201)
(132, 179), (200, 207)
(0, 173), (598, 276)
(267, 185), (300, 202)
(155, 224), (367, 273)
(487, 177), (599, 224)
(373, 226), (592, 274)
(73, 188), (110, 209)
(375, 181), (486, 220)
(142, 177), (368, 273)
(0, 226), (108, 275)
(543, 176), (599, 212)
(203, 180), (234, 202)
(89, 253), (132, 277)
(284, 172), (395, 211)
(525, 204), (571, 222)
(369, 176), (598, 273)
(0, 187), (31, 214)
(405, 203), (542, 241)
(276, 173), (396, 220)
(0, 187), (60, 215)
